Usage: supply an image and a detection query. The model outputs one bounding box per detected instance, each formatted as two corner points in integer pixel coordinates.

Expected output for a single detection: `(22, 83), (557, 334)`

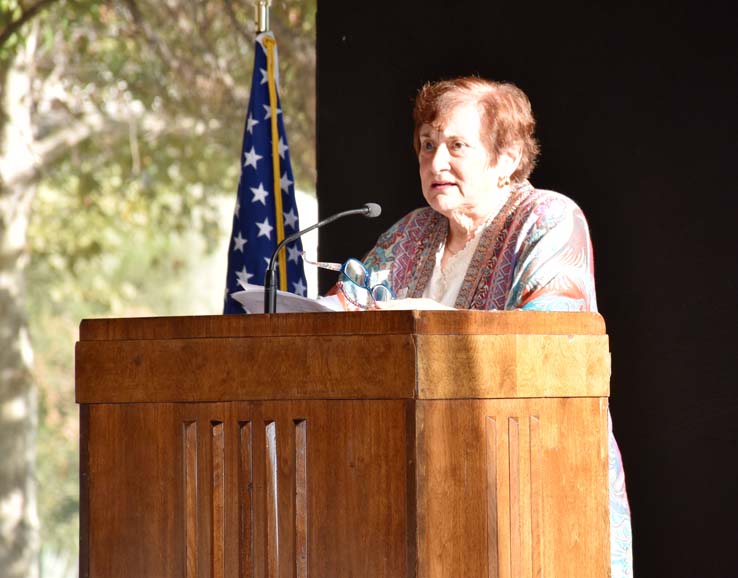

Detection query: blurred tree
(0, 0), (315, 575)
(1, 2), (64, 575)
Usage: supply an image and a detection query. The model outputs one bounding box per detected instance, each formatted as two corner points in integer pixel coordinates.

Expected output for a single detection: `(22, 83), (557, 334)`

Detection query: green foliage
(1, 0), (26, 58)
(1, 0), (69, 63)
(33, 313), (80, 573)
(15, 1), (317, 574)
(28, 182), (229, 570)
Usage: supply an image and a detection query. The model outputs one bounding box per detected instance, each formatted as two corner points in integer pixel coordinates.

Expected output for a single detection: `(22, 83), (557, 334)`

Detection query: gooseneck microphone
(264, 203), (382, 313)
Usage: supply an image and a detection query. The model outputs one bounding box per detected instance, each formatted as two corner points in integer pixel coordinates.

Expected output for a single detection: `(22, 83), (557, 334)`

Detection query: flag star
(260, 68), (268, 85)
(283, 207), (299, 229)
(255, 217), (274, 239)
(243, 146), (263, 170)
(292, 278), (307, 297)
(280, 172), (293, 193)
(278, 136), (289, 159)
(246, 113), (259, 134)
(236, 266), (254, 286)
(287, 244), (301, 264)
(263, 104), (282, 120)
(250, 183), (269, 205)
(233, 231), (247, 252)
(233, 196), (241, 218)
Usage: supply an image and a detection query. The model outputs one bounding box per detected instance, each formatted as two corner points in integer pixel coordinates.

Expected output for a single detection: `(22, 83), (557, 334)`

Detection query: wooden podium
(76, 310), (610, 578)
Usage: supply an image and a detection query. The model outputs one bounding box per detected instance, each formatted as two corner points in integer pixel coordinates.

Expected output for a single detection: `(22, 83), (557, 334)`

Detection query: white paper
(231, 283), (343, 313)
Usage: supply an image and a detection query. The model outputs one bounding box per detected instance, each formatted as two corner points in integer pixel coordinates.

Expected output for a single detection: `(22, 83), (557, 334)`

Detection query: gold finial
(256, 0), (271, 33)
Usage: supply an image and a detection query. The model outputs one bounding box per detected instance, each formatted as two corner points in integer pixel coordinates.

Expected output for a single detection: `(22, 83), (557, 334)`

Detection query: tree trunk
(0, 37), (40, 578)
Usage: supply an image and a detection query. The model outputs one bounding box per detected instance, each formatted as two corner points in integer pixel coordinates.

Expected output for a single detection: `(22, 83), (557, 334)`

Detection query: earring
(497, 175), (511, 188)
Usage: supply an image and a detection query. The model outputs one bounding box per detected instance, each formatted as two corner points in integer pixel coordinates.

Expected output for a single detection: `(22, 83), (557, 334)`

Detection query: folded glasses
(302, 254), (394, 307)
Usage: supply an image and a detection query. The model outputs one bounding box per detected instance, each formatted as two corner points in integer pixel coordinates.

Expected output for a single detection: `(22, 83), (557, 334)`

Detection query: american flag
(223, 32), (307, 313)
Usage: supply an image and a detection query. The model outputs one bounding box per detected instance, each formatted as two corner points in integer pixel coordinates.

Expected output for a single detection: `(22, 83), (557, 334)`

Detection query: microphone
(264, 203), (382, 313)
(363, 202), (382, 218)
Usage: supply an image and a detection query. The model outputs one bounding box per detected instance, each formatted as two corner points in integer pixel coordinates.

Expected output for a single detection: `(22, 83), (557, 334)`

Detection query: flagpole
(256, 0), (270, 33)
(257, 0), (289, 292)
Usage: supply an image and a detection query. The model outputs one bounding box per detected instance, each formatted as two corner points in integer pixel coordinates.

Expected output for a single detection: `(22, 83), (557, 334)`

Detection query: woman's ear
(496, 144), (523, 176)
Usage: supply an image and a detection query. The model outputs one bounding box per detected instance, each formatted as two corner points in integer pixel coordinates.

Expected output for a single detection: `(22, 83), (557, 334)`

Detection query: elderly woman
(344, 77), (633, 577)
(360, 78), (594, 311)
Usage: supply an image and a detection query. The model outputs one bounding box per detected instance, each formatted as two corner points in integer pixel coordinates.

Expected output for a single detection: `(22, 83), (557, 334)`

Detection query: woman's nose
(430, 144), (450, 171)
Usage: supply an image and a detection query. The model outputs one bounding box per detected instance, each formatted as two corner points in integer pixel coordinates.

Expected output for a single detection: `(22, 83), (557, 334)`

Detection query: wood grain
(76, 334), (416, 403)
(238, 422), (254, 578)
(211, 422), (225, 578)
(485, 417), (500, 578)
(184, 421), (198, 578)
(78, 311), (417, 341)
(416, 334), (611, 399)
(416, 398), (609, 578)
(78, 310), (605, 341)
(79, 406), (90, 578)
(413, 310), (606, 336)
(294, 421), (308, 578)
(530, 416), (543, 578)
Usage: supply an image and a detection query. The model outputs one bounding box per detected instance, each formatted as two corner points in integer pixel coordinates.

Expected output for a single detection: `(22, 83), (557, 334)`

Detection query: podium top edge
(78, 310), (606, 341)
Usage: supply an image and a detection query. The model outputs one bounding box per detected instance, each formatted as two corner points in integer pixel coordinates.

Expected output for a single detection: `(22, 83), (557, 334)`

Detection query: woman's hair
(412, 76), (540, 182)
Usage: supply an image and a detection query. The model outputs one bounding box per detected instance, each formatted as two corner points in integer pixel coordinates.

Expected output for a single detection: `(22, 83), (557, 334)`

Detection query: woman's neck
(445, 187), (511, 251)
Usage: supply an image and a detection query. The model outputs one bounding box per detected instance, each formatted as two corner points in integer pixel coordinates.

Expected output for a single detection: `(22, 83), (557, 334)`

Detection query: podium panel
(77, 311), (610, 578)
(416, 398), (608, 578)
(82, 400), (414, 578)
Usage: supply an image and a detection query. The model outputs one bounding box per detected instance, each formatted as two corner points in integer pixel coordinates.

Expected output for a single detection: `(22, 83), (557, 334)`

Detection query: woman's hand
(373, 298), (455, 311)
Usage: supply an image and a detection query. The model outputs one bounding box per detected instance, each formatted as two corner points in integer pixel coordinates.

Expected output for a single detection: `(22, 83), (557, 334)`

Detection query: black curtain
(317, 2), (738, 575)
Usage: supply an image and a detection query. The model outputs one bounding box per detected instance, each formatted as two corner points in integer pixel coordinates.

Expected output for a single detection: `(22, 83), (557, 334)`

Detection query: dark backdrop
(316, 2), (738, 576)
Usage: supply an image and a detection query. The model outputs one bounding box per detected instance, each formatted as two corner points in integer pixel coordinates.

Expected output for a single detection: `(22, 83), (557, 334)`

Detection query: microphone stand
(264, 204), (381, 313)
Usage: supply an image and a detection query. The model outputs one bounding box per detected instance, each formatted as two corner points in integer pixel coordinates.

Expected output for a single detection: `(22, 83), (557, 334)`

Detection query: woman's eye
(451, 141), (465, 151)
(421, 141), (434, 152)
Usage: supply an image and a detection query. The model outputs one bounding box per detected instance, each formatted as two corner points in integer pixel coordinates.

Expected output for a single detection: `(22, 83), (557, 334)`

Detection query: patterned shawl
(362, 181), (598, 312)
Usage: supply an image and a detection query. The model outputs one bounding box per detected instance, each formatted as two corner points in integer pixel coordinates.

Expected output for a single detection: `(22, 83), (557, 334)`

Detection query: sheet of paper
(231, 283), (343, 313)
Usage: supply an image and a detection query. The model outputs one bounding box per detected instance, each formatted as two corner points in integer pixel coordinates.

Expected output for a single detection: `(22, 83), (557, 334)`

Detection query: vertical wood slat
(487, 415), (544, 578)
(508, 418), (521, 578)
(265, 422), (279, 578)
(496, 415), (511, 578)
(253, 421), (266, 578)
(529, 417), (543, 578)
(211, 421), (225, 578)
(239, 422), (254, 578)
(485, 417), (500, 578)
(294, 420), (308, 578)
(518, 419), (533, 578)
(79, 406), (90, 578)
(183, 421), (198, 578)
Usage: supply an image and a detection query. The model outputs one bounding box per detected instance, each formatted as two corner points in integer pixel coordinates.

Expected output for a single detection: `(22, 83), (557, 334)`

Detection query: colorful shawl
(363, 181), (598, 311)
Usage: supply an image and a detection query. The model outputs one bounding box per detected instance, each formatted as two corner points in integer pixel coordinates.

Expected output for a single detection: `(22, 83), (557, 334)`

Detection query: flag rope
(263, 35), (287, 291)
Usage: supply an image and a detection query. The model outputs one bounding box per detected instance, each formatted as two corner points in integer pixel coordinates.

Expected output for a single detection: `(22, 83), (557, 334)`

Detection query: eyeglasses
(302, 254), (394, 308)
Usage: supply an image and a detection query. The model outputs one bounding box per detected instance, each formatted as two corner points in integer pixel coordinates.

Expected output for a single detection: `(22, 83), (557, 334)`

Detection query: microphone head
(364, 203), (382, 218)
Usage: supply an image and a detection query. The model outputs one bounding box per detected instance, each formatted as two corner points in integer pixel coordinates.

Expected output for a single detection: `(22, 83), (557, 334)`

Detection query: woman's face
(418, 102), (506, 220)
